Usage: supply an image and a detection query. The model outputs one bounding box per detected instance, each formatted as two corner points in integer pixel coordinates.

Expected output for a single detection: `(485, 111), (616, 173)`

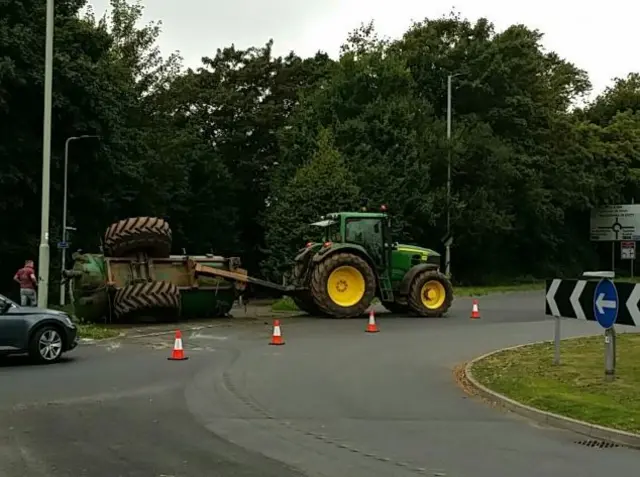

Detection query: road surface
(1, 291), (639, 476)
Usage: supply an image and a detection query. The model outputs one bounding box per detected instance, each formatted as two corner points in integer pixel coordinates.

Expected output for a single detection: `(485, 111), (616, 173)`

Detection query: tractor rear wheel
(104, 217), (172, 258)
(113, 281), (181, 321)
(291, 262), (324, 316)
(408, 270), (453, 317)
(310, 253), (376, 318)
(292, 294), (324, 316)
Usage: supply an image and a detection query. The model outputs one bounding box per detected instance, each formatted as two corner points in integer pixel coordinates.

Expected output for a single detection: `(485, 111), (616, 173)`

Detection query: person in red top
(14, 259), (37, 307)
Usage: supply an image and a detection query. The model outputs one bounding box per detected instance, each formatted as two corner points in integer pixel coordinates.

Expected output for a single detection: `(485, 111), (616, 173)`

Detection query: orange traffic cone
(269, 319), (285, 345)
(168, 330), (188, 360)
(470, 299), (481, 319)
(366, 310), (379, 333)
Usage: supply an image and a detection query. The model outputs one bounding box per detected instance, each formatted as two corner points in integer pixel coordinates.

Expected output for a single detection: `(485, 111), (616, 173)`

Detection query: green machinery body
(68, 253), (242, 322)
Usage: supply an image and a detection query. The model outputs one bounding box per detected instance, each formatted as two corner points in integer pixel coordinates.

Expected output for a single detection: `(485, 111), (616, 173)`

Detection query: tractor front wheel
(408, 270), (453, 317)
(310, 253), (376, 318)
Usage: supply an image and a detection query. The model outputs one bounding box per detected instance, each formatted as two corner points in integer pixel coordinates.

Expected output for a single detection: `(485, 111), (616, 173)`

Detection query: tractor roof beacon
(290, 206), (454, 318)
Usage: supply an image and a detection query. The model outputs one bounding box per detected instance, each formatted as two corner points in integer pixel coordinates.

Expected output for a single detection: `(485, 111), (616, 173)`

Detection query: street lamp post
(445, 73), (461, 278)
(59, 135), (99, 306)
(37, 0), (55, 309)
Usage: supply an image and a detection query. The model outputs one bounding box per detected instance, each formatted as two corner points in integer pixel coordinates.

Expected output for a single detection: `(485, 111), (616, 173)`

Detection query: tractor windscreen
(310, 219), (341, 242)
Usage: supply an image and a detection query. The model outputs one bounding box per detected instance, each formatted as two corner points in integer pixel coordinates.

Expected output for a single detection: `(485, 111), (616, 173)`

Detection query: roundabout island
(464, 333), (640, 448)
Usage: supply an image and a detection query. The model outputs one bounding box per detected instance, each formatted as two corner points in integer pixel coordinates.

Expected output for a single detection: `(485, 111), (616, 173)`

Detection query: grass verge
(49, 304), (120, 340)
(271, 282), (544, 312)
(76, 322), (120, 340)
(471, 334), (640, 434)
(271, 296), (300, 312)
(455, 282), (544, 296)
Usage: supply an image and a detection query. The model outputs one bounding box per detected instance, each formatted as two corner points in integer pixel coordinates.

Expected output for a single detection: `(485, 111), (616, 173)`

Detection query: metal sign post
(593, 278), (618, 381)
(553, 314), (561, 365)
(604, 327), (616, 382)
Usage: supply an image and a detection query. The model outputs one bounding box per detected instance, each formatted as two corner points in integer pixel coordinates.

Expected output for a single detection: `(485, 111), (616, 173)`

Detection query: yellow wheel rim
(327, 266), (366, 307)
(421, 280), (446, 309)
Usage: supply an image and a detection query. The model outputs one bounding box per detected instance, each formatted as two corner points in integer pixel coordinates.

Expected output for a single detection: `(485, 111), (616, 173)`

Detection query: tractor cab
(309, 218), (342, 243)
(310, 209), (392, 250)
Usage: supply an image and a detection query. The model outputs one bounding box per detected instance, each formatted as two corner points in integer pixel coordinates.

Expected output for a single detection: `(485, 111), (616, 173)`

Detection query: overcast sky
(86, 0), (639, 98)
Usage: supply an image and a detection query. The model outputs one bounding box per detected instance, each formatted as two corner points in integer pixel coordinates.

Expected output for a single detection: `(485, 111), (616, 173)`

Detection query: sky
(86, 0), (640, 99)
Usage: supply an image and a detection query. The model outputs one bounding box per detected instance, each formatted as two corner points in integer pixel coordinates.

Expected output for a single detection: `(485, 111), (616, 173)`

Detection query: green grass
(270, 282), (544, 312)
(471, 334), (640, 434)
(455, 282), (544, 296)
(271, 296), (300, 312)
(76, 323), (120, 340)
(49, 303), (120, 341)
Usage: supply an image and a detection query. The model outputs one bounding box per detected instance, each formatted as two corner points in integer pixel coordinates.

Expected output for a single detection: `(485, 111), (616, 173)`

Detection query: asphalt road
(1, 291), (640, 476)
(0, 339), (306, 477)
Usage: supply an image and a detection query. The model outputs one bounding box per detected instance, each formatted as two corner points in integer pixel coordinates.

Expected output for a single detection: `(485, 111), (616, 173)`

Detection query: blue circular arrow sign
(593, 279), (619, 329)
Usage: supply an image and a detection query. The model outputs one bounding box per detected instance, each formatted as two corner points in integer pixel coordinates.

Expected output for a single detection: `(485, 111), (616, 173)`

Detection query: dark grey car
(0, 294), (78, 363)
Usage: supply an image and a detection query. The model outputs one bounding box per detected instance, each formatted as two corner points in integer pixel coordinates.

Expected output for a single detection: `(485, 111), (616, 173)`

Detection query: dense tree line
(1, 0), (639, 299)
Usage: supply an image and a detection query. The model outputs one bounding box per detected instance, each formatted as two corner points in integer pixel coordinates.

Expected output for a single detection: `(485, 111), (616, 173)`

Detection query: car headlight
(63, 315), (75, 327)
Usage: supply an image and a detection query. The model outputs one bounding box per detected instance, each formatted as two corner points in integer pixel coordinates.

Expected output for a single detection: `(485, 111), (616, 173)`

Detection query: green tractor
(289, 208), (454, 318)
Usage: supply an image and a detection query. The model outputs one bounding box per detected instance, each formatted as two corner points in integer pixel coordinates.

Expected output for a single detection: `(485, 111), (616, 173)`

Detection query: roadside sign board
(590, 204), (640, 241)
(593, 279), (618, 329)
(57, 241), (69, 249)
(621, 241), (636, 260)
(545, 278), (640, 326)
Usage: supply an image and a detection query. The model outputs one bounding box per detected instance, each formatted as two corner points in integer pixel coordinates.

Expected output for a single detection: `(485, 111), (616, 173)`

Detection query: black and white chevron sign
(545, 279), (640, 326)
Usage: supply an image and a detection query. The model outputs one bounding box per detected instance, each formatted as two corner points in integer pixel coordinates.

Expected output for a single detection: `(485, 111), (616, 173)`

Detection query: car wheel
(29, 326), (64, 363)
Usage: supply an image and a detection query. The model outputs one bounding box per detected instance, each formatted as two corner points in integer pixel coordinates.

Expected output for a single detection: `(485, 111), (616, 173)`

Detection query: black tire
(291, 262), (324, 316)
(104, 217), (172, 258)
(113, 281), (181, 320)
(408, 270), (453, 317)
(292, 294), (324, 315)
(310, 253), (376, 318)
(384, 301), (410, 314)
(29, 325), (64, 364)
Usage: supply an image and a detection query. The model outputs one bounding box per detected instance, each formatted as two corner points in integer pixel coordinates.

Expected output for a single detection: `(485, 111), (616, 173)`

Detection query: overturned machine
(63, 217), (286, 323)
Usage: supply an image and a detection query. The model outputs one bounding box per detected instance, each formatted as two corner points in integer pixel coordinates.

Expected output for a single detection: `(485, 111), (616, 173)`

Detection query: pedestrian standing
(14, 260), (37, 306)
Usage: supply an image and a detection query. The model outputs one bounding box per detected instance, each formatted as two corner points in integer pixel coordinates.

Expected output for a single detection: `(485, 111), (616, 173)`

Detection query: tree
(3, 2), (640, 297)
(262, 128), (361, 279)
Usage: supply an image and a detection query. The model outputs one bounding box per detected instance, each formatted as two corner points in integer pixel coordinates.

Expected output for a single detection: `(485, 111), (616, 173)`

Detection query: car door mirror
(0, 301), (11, 314)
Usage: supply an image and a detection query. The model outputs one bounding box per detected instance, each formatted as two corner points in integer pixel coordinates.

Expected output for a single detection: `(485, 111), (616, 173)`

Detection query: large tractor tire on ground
(384, 301), (410, 314)
(310, 253), (376, 318)
(290, 262), (325, 316)
(292, 294), (324, 316)
(104, 217), (172, 258)
(407, 270), (453, 317)
(113, 281), (180, 321)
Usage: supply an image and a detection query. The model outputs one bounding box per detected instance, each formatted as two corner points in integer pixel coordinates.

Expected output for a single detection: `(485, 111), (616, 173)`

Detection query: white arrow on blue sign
(593, 278), (618, 329)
